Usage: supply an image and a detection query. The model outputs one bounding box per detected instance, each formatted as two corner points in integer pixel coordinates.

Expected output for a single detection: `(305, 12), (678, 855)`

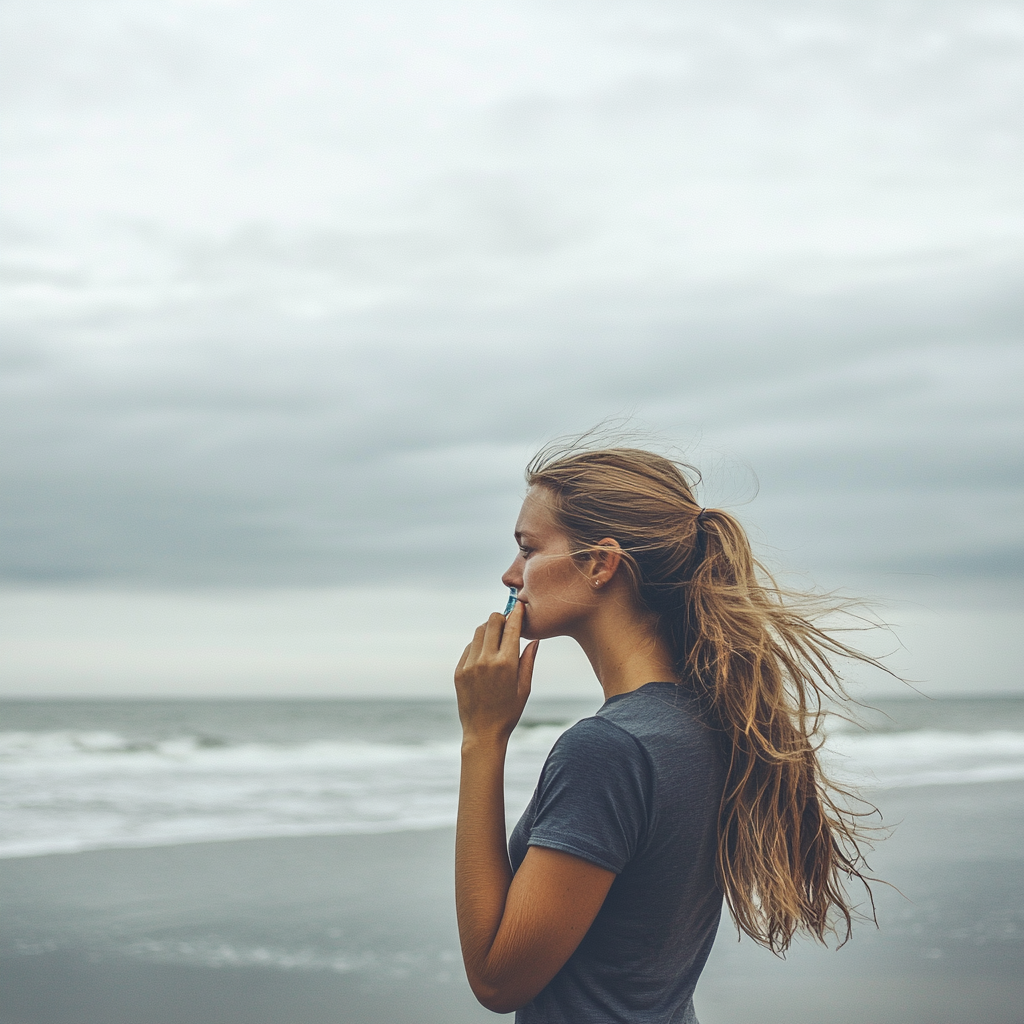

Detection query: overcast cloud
(1, 0), (1022, 694)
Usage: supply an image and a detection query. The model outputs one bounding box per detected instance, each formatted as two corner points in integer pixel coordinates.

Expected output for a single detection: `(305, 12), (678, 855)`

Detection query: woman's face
(501, 486), (597, 641)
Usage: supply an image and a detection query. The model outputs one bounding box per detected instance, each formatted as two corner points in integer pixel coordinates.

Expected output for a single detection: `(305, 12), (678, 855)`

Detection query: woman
(454, 445), (879, 1022)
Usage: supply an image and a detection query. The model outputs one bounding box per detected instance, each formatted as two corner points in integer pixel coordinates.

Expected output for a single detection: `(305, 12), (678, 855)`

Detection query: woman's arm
(457, 737), (615, 1012)
(454, 606), (616, 1013)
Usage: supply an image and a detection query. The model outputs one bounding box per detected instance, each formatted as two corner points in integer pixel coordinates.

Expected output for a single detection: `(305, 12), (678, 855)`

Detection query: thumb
(517, 640), (540, 699)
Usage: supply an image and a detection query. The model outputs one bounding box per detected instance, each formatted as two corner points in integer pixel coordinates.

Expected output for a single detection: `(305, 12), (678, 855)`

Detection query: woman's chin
(520, 608), (573, 642)
(520, 621), (559, 642)
(518, 615), (540, 641)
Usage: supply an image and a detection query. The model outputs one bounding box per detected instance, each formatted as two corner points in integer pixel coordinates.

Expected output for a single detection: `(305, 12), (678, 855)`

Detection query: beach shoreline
(1, 828), (494, 1024)
(2, 780), (1023, 1024)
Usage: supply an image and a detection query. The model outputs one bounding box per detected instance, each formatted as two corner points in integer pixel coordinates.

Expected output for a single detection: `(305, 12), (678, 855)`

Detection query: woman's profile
(454, 441), (883, 1022)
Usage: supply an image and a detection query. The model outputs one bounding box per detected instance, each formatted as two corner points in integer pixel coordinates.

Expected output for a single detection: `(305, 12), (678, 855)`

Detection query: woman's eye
(518, 546), (532, 557)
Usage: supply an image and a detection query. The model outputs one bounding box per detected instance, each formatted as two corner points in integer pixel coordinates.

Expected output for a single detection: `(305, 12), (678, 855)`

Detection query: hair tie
(696, 508), (707, 524)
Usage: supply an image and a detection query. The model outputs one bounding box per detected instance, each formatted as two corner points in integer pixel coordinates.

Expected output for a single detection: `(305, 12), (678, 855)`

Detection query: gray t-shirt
(508, 682), (725, 1023)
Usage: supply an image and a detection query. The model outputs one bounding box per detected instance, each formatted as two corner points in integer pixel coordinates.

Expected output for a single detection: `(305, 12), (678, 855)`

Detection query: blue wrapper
(503, 587), (518, 616)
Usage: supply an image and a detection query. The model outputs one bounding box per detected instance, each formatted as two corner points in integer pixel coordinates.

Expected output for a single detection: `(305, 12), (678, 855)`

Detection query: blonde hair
(526, 442), (883, 952)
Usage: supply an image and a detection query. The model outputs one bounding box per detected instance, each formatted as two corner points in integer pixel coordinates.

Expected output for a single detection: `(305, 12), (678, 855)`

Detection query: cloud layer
(2, 0), (1022, 590)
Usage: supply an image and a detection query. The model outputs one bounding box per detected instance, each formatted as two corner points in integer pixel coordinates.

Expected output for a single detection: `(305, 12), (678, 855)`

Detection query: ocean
(2, 695), (1023, 1024)
(4, 695), (1024, 860)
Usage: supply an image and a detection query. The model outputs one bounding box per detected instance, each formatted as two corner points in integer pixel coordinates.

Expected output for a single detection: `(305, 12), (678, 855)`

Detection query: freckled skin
(501, 486), (602, 644)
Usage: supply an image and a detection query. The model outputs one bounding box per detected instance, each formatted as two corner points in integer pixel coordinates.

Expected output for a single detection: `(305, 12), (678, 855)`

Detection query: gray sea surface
(1, 696), (1023, 1023)
(2, 695), (1023, 859)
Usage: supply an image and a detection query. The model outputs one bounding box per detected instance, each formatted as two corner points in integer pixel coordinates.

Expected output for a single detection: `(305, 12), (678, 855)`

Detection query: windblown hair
(526, 442), (884, 953)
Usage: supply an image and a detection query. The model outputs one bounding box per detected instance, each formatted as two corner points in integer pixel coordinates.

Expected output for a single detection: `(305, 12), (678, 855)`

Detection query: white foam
(2, 724), (1021, 858)
(124, 938), (462, 976)
(825, 729), (1024, 789)
(0, 724), (568, 858)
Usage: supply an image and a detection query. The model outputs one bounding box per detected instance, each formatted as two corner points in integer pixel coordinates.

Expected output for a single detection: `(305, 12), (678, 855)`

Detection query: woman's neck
(574, 590), (678, 701)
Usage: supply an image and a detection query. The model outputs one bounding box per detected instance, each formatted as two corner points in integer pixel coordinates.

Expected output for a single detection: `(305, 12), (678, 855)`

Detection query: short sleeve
(525, 716), (652, 873)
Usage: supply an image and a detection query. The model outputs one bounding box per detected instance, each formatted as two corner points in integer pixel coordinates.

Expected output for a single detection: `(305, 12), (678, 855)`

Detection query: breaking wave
(2, 724), (1022, 859)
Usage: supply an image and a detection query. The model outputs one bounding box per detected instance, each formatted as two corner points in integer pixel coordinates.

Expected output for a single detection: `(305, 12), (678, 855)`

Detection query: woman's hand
(455, 601), (539, 744)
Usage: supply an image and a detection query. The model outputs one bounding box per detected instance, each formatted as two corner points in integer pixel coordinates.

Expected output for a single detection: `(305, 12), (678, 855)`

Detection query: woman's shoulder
(595, 683), (725, 779)
(551, 713), (649, 767)
(598, 682), (710, 735)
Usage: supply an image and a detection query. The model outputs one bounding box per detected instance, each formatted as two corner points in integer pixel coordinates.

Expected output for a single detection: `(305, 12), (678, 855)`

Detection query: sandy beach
(2, 779), (1022, 1024)
(698, 780), (1024, 1024)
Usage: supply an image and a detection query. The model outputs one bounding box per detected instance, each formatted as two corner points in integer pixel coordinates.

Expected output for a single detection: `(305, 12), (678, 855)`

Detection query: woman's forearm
(453, 605), (542, 1009)
(455, 733), (514, 1003)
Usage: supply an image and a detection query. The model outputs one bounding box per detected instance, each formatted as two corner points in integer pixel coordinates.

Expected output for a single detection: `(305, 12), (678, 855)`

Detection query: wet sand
(2, 781), (1022, 1024)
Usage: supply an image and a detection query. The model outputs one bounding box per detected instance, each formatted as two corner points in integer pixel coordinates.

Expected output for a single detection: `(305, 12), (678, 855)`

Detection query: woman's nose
(501, 562), (522, 589)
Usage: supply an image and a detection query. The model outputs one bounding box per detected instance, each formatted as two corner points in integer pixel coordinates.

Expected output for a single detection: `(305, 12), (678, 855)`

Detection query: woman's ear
(588, 538), (623, 589)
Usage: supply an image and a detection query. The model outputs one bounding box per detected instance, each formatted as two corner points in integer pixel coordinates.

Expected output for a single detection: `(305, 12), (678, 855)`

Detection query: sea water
(2, 696), (1024, 860)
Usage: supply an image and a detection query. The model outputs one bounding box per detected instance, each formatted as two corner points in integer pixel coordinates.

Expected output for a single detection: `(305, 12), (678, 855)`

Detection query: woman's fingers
(482, 611), (506, 655)
(464, 600), (526, 669)
(467, 620), (489, 663)
(454, 607), (533, 739)
(499, 600), (523, 656)
(518, 639), (540, 699)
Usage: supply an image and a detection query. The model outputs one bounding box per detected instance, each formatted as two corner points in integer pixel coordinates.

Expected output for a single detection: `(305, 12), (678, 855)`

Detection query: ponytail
(527, 444), (882, 953)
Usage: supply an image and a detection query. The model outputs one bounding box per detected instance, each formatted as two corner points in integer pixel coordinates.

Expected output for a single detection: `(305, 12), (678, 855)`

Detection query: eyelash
(518, 546), (532, 557)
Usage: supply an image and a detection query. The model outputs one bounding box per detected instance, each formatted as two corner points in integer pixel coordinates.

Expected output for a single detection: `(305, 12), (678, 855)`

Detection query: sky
(1, 0), (1022, 696)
